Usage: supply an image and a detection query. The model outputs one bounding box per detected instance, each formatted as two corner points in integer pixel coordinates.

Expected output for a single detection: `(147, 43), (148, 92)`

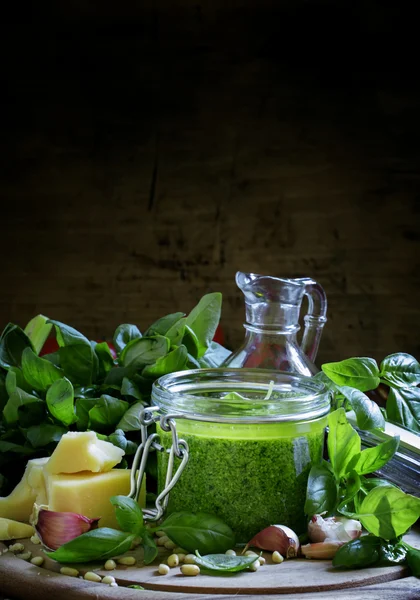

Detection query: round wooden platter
(1, 530), (419, 599)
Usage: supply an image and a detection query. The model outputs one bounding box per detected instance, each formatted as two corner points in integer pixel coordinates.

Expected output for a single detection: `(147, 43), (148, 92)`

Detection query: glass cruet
(222, 271), (327, 376)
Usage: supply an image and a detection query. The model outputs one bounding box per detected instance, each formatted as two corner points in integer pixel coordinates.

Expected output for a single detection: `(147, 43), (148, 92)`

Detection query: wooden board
(1, 530), (419, 599)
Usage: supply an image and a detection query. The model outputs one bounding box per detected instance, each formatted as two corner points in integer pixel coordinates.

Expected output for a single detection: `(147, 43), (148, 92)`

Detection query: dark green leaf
(332, 536), (381, 568)
(182, 325), (200, 359)
(380, 353), (420, 387)
(113, 324), (142, 355)
(304, 461), (338, 517)
(17, 399), (46, 428)
(3, 389), (44, 425)
(322, 357), (380, 392)
(386, 387), (420, 433)
(0, 323), (33, 369)
(25, 423), (67, 448)
(121, 377), (143, 402)
(338, 386), (385, 431)
(158, 511), (235, 554)
(355, 485), (420, 539)
(23, 315), (52, 355)
(6, 367), (34, 395)
(327, 408), (361, 479)
(120, 336), (170, 369)
(0, 371), (7, 412)
(49, 320), (94, 385)
(104, 366), (135, 387)
(0, 440), (35, 455)
(94, 342), (115, 380)
(45, 528), (135, 563)
(405, 544), (420, 577)
(198, 341), (232, 368)
(145, 312), (186, 346)
(141, 529), (158, 565)
(75, 397), (98, 430)
(194, 551), (258, 572)
(88, 395), (129, 432)
(116, 402), (144, 432)
(142, 345), (188, 378)
(21, 347), (64, 392)
(110, 495), (144, 535)
(108, 429), (128, 452)
(338, 470), (361, 513)
(347, 436), (399, 476)
(185, 293), (222, 359)
(378, 540), (407, 565)
(46, 377), (77, 426)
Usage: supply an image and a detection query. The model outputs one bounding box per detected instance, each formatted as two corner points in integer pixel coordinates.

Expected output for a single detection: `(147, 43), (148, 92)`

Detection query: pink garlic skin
(35, 509), (100, 550)
(308, 515), (362, 544)
(245, 524), (300, 558)
(301, 541), (344, 560)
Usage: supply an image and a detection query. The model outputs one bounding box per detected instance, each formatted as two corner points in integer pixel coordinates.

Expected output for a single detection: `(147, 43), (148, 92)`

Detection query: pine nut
(177, 553), (186, 563)
(183, 554), (196, 564)
(9, 543), (25, 553)
(30, 535), (41, 545)
(258, 556), (266, 565)
(272, 551), (284, 564)
(164, 540), (177, 550)
(117, 556), (136, 566)
(30, 556), (44, 566)
(156, 536), (170, 546)
(16, 552), (32, 561)
(155, 531), (166, 537)
(249, 559), (260, 572)
(180, 564), (200, 576)
(102, 575), (116, 585)
(167, 554), (179, 568)
(158, 563), (170, 575)
(110, 582), (118, 587)
(84, 571), (102, 582)
(244, 550), (258, 557)
(104, 559), (117, 571)
(60, 567), (79, 577)
(225, 549), (236, 556)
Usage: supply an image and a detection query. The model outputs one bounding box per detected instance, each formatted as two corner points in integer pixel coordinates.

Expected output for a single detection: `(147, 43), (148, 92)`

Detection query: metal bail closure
(127, 407), (189, 522)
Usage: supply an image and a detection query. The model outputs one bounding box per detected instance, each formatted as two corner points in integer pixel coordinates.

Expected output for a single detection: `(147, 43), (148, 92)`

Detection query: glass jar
(151, 368), (330, 542)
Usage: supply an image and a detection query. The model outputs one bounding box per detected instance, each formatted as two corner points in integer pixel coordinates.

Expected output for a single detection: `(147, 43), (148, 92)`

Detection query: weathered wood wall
(1, 0), (419, 365)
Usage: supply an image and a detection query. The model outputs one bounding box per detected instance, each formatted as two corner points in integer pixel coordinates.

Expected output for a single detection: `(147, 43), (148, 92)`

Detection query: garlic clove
(35, 508), (100, 550)
(308, 515), (362, 544)
(301, 541), (344, 559)
(245, 525), (300, 558)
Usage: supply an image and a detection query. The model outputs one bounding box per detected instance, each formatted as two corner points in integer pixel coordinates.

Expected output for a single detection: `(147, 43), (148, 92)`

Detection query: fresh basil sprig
(45, 528), (136, 563)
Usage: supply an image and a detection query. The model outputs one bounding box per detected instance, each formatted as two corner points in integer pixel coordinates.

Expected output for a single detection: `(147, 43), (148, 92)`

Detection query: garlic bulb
(301, 541), (343, 559)
(245, 524), (300, 558)
(308, 515), (362, 543)
(34, 508), (100, 550)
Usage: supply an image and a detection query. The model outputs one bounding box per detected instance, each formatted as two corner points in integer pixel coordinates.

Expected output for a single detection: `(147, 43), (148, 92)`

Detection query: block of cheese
(0, 458), (49, 523)
(45, 469), (146, 529)
(0, 517), (35, 540)
(45, 431), (125, 474)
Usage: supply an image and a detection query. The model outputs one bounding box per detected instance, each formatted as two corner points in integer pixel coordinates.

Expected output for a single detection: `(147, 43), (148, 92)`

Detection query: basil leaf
(198, 341), (232, 368)
(182, 325), (200, 359)
(21, 347), (64, 393)
(327, 409), (361, 479)
(141, 529), (158, 565)
(113, 324), (142, 354)
(94, 342), (115, 380)
(338, 386), (385, 431)
(142, 345), (188, 378)
(110, 495), (144, 535)
(88, 395), (129, 432)
(380, 353), (420, 387)
(120, 336), (170, 369)
(185, 293), (222, 359)
(0, 323), (33, 369)
(46, 377), (77, 426)
(158, 511), (235, 554)
(304, 461), (338, 517)
(3, 389), (44, 426)
(75, 397), (97, 430)
(0, 372), (8, 412)
(17, 399), (46, 428)
(355, 485), (420, 539)
(6, 367), (34, 395)
(49, 320), (94, 385)
(405, 544), (420, 576)
(116, 402), (144, 432)
(45, 528), (135, 563)
(347, 436), (399, 476)
(121, 377), (143, 402)
(386, 387), (420, 433)
(25, 423), (67, 448)
(337, 470), (361, 513)
(194, 551), (257, 572)
(322, 357), (380, 392)
(332, 536), (381, 568)
(378, 540), (407, 565)
(145, 313), (186, 346)
(23, 315), (53, 355)
(0, 440), (35, 455)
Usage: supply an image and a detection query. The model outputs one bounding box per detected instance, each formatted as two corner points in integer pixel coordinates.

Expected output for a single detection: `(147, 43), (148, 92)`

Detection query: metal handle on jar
(296, 278), (328, 363)
(127, 407), (189, 522)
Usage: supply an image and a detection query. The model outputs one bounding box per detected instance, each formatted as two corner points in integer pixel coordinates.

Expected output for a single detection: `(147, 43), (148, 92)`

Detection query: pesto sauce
(157, 420), (325, 542)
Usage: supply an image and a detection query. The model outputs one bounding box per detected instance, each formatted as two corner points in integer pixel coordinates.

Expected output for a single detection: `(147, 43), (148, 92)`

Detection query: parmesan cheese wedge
(0, 458), (48, 523)
(0, 518), (35, 541)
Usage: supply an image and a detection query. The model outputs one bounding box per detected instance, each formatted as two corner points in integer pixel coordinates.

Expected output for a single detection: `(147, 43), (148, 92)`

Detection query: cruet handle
(296, 279), (328, 363)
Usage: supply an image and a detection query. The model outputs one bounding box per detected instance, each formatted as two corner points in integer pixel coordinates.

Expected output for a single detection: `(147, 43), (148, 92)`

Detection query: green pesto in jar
(157, 416), (326, 542)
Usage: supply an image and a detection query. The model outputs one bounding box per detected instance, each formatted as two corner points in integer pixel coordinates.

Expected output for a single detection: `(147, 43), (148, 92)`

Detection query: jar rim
(151, 368), (331, 424)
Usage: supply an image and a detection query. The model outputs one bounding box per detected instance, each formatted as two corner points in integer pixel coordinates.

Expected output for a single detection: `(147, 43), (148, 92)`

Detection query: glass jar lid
(152, 368), (330, 424)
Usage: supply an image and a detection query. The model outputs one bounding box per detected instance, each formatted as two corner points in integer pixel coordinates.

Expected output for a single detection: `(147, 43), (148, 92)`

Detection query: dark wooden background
(1, 0), (419, 366)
